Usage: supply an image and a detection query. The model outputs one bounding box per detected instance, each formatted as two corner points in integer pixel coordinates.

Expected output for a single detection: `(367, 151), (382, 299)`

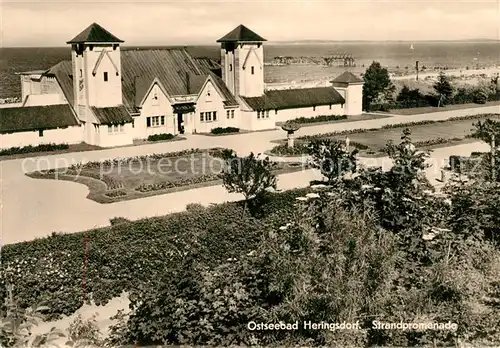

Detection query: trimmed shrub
(292, 114), (347, 124)
(210, 127), (240, 134)
(147, 133), (175, 142)
(0, 143), (69, 157)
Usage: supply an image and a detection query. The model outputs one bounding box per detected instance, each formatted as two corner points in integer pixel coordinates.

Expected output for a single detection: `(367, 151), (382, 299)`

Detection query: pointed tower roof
(330, 71), (363, 84)
(216, 25), (266, 43)
(67, 23), (124, 44)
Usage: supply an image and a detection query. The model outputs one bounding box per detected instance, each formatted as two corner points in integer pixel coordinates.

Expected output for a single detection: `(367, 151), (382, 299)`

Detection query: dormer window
(104, 72), (108, 82)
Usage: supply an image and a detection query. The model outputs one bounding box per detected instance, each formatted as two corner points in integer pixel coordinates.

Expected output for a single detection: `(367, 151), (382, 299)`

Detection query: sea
(1, 41), (499, 99)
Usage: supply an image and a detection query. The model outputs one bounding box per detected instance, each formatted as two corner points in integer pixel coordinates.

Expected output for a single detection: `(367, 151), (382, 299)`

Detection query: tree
(396, 85), (425, 108)
(471, 118), (500, 181)
(433, 72), (454, 106)
(362, 61), (395, 111)
(221, 151), (277, 216)
(306, 138), (358, 185)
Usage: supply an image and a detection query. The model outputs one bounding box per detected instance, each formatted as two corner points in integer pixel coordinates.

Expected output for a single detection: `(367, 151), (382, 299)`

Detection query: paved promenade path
(1, 105), (497, 244)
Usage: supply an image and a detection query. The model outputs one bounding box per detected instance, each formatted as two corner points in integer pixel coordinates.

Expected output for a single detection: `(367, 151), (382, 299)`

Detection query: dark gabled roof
(241, 87), (345, 111)
(90, 106), (133, 125)
(217, 25), (266, 43)
(120, 49), (206, 109)
(0, 105), (79, 134)
(331, 71), (364, 84)
(67, 23), (124, 44)
(45, 49), (239, 112)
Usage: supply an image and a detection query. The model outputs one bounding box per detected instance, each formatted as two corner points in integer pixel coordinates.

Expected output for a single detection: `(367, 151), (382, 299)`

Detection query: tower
(217, 25), (266, 98)
(330, 72), (364, 115)
(67, 23), (124, 121)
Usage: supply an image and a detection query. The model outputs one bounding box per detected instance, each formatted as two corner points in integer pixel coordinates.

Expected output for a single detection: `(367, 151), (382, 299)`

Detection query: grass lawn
(388, 100), (500, 116)
(273, 114), (500, 156)
(27, 149), (306, 203)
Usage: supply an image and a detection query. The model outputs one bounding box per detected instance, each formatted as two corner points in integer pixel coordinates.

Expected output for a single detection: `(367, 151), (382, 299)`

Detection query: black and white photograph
(1, 0), (499, 346)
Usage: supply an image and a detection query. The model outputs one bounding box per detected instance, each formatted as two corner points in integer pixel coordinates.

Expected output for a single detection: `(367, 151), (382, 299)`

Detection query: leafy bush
(1, 188), (309, 319)
(147, 133), (175, 142)
(210, 127), (240, 134)
(269, 143), (310, 156)
(0, 143), (69, 157)
(67, 314), (102, 346)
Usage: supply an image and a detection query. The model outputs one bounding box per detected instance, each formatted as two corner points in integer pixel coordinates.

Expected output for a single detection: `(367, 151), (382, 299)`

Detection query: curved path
(1, 105), (497, 244)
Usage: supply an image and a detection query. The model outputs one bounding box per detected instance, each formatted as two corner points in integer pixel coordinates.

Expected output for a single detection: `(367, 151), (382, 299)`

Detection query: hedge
(147, 133), (175, 142)
(0, 143), (69, 157)
(0, 188), (311, 319)
(291, 115), (347, 124)
(298, 113), (500, 141)
(210, 127), (240, 134)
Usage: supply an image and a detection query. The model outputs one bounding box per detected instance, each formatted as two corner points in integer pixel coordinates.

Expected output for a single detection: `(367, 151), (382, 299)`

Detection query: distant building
(0, 23), (364, 149)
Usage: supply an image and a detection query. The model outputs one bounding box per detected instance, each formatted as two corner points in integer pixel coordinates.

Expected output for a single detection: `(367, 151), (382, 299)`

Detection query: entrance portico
(173, 103), (196, 134)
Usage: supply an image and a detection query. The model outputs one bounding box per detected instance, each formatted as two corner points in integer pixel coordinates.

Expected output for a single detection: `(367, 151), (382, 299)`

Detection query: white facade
(274, 104), (345, 123)
(0, 126), (82, 150)
(334, 84), (363, 115)
(3, 23), (365, 151)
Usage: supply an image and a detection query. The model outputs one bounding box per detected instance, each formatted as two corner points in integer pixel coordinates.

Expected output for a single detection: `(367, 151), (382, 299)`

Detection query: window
(206, 112), (212, 121)
(231, 110), (234, 119)
(313, 106), (316, 111)
(329, 104), (332, 110)
(151, 116), (160, 127)
(152, 92), (159, 106)
(200, 112), (205, 122)
(341, 103), (344, 108)
(38, 129), (44, 137)
(265, 110), (270, 118)
(229, 64), (233, 71)
(80, 69), (83, 78)
(213, 111), (217, 121)
(251, 66), (255, 75)
(132, 120), (135, 128)
(257, 111), (260, 119)
(146, 117), (151, 128)
(113, 124), (118, 132)
(275, 109), (278, 115)
(108, 125), (113, 133)
(160, 116), (165, 126)
(104, 72), (108, 82)
(226, 110), (230, 119)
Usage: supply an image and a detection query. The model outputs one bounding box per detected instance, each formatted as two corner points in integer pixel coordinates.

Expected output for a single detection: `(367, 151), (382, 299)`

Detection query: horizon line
(2, 38), (499, 49)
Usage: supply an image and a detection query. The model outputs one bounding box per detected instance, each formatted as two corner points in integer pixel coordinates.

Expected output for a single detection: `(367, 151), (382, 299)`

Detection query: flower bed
(413, 137), (464, 148)
(105, 191), (127, 198)
(210, 127), (240, 135)
(147, 133), (175, 142)
(136, 174), (223, 193)
(269, 143), (310, 156)
(69, 148), (207, 170)
(0, 143), (69, 157)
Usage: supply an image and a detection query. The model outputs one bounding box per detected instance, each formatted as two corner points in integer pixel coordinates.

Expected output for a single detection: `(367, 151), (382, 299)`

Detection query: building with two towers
(0, 23), (364, 149)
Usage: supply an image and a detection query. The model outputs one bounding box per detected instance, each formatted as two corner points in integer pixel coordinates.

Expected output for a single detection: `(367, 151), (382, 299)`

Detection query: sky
(1, 0), (499, 47)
